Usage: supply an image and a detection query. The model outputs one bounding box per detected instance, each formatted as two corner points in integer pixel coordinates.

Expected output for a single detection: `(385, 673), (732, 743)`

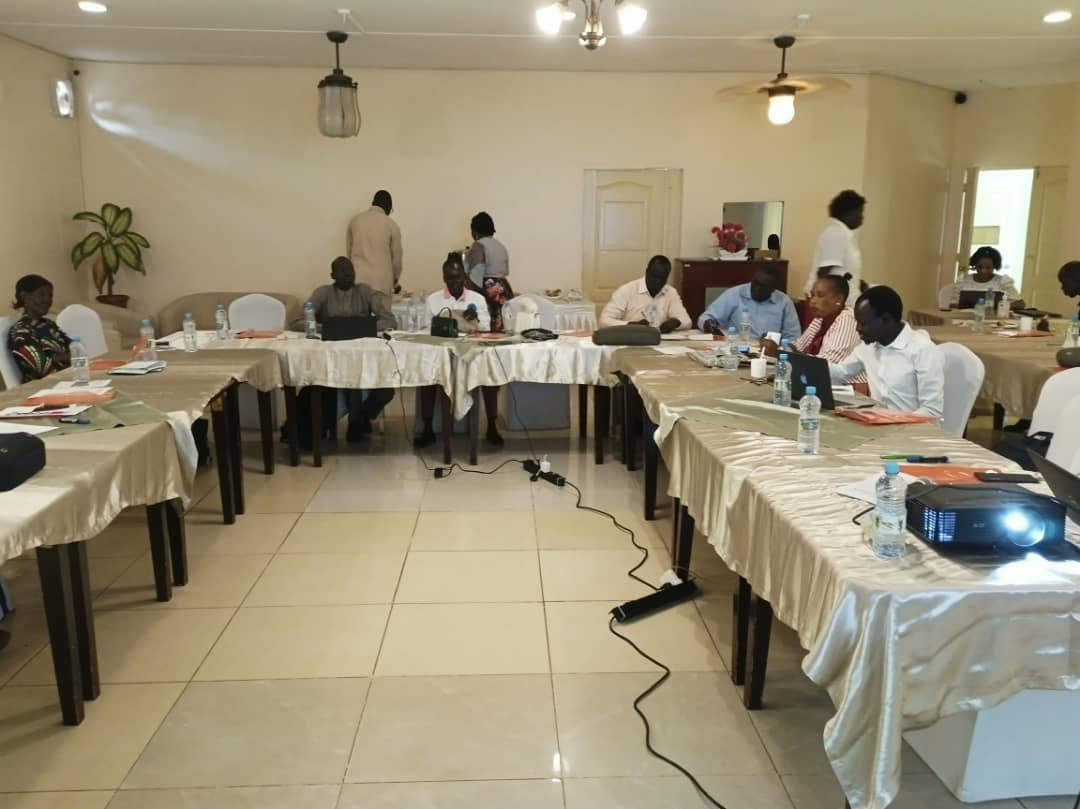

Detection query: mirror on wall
(721, 201), (785, 252)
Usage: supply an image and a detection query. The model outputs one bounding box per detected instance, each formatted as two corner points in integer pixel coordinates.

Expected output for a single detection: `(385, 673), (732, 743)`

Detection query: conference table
(611, 346), (1080, 809)
(0, 347), (282, 724)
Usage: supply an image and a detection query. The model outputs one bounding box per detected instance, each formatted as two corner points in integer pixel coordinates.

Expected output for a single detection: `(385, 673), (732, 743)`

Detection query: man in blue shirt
(698, 266), (802, 345)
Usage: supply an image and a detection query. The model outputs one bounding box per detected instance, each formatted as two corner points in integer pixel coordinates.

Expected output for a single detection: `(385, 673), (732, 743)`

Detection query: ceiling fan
(714, 35), (851, 126)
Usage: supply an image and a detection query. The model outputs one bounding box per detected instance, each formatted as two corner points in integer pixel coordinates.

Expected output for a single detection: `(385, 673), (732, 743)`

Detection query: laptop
(787, 353), (867, 411)
(955, 290), (1004, 311)
(320, 315), (378, 341)
(1028, 451), (1080, 526)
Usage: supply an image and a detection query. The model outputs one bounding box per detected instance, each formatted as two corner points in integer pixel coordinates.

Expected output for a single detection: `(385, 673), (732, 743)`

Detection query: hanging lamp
(317, 31), (361, 138)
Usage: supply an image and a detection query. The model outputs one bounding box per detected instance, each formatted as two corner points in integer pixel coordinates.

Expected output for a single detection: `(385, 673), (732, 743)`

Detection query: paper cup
(750, 357), (767, 380)
(1019, 316), (1034, 333)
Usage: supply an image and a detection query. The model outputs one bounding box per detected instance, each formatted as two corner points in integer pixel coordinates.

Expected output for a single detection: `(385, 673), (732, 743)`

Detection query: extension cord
(610, 580), (698, 623)
(522, 459), (566, 487)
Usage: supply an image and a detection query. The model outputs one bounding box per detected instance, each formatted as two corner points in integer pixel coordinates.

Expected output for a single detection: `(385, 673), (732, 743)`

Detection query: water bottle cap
(71, 335), (81, 342)
(727, 326), (737, 334)
(141, 318), (151, 325)
(805, 386), (816, 395)
(885, 462), (901, 475)
(184, 312), (193, 318)
(216, 304), (225, 309)
(779, 353), (789, 360)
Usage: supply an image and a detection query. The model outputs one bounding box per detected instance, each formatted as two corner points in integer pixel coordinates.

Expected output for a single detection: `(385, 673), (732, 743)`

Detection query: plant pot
(96, 294), (130, 308)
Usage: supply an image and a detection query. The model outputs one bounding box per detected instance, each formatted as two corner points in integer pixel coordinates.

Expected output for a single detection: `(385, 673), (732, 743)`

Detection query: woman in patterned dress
(8, 275), (71, 383)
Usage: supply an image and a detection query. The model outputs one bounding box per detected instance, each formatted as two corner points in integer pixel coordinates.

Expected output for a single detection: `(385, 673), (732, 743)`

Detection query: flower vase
(718, 248), (749, 261)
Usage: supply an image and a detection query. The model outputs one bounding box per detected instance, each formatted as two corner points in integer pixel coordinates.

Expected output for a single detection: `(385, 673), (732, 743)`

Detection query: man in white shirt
(830, 285), (945, 419)
(806, 190), (865, 303)
(600, 255), (692, 333)
(426, 255), (490, 331)
(346, 190), (403, 299)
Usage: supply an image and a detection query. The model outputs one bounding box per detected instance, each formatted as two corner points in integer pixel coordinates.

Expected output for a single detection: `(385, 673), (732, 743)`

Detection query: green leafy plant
(71, 203), (150, 297)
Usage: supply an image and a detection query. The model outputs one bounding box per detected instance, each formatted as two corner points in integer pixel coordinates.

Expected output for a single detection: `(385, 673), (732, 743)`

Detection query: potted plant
(70, 203), (150, 308)
(710, 223), (748, 260)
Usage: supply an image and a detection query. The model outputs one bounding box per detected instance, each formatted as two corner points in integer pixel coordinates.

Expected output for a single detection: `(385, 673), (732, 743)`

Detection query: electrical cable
(1073, 789), (1079, 809)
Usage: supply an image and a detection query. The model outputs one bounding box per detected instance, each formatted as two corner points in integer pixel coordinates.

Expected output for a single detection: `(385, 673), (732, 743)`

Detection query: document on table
(0, 421), (57, 435)
(837, 472), (920, 505)
(653, 345), (698, 356)
(0, 404), (91, 419)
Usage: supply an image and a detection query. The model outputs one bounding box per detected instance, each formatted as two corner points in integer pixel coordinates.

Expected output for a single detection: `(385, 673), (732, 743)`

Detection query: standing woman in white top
(464, 211), (513, 332)
(938, 246), (1025, 310)
(806, 190), (866, 304)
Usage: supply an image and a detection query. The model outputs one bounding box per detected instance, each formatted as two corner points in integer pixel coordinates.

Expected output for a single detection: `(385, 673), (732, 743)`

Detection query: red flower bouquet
(711, 223), (748, 254)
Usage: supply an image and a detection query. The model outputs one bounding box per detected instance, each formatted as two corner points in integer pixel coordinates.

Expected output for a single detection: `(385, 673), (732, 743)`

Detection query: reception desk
(677, 257), (790, 324)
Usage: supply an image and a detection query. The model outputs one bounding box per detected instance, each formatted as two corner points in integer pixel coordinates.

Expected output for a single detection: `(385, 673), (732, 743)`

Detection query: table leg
(625, 383), (641, 472)
(744, 595), (774, 710)
(674, 502), (695, 579)
(226, 384), (245, 516)
(36, 544), (84, 725)
(257, 389), (275, 475)
(643, 410), (658, 521)
(594, 385), (610, 465)
(670, 496), (681, 561)
(311, 386), (323, 468)
(67, 541), (99, 701)
(731, 577), (752, 686)
(468, 390), (480, 466)
(578, 385), (588, 440)
(993, 403), (1005, 431)
(209, 394), (236, 525)
(613, 382), (625, 464)
(165, 498), (188, 587)
(284, 386), (300, 467)
(439, 387), (453, 465)
(144, 503), (174, 602)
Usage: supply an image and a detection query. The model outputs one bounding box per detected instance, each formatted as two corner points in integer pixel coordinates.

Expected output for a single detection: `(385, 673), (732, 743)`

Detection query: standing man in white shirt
(806, 190), (866, 303)
(600, 255), (692, 333)
(346, 190), (403, 300)
(829, 285), (945, 419)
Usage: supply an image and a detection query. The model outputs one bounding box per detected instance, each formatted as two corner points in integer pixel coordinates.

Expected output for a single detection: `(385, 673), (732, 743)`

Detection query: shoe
(485, 426), (505, 447)
(346, 418), (373, 443)
(414, 430), (437, 449)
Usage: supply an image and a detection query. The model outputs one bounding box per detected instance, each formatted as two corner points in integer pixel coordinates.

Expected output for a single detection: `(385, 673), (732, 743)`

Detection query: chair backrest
(0, 316), (23, 389)
(228, 293), (287, 331)
(1047, 394), (1080, 473)
(514, 294), (558, 331)
(157, 292), (300, 335)
(937, 342), (985, 436)
(56, 304), (109, 359)
(1029, 367), (1080, 436)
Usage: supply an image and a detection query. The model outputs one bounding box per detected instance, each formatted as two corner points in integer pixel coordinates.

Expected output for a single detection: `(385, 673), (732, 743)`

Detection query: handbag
(592, 324), (662, 346)
(430, 307), (459, 338)
(0, 433), (46, 492)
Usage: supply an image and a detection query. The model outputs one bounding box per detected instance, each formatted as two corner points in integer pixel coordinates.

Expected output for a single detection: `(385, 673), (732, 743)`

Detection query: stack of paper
(0, 404), (91, 419)
(108, 360), (167, 375)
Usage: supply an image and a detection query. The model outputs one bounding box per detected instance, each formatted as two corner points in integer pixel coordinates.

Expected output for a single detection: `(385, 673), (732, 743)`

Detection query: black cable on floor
(1072, 789), (1079, 809)
(564, 481), (658, 593)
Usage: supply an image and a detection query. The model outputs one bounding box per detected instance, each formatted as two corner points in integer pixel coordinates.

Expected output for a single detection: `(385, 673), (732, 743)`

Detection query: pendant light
(535, 0), (647, 46)
(764, 35), (798, 127)
(317, 31), (360, 138)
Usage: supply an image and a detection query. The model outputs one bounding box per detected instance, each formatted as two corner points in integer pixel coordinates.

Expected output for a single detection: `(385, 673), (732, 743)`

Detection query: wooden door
(583, 169), (682, 302)
(1023, 166), (1069, 311)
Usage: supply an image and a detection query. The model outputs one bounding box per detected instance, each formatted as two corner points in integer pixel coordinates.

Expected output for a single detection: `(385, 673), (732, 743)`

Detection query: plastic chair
(507, 294), (557, 332)
(227, 293), (287, 331)
(1047, 394), (1080, 474)
(1029, 368), (1080, 436)
(938, 343), (985, 436)
(56, 304), (109, 359)
(0, 316), (23, 389)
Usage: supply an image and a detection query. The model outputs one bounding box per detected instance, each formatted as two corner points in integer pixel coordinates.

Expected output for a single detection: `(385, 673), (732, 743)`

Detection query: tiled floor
(0, 408), (1068, 808)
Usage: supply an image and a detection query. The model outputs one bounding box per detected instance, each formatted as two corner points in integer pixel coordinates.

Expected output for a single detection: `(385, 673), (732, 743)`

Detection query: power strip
(610, 580), (699, 623)
(522, 459), (566, 487)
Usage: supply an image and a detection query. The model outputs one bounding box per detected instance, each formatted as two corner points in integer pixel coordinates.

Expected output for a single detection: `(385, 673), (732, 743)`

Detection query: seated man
(698, 265), (801, 345)
(830, 285), (945, 418)
(600, 255), (692, 333)
(415, 257), (489, 448)
(290, 256), (398, 445)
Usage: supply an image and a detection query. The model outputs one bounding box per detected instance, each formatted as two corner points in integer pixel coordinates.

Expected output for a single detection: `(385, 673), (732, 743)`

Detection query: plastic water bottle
(720, 327), (740, 371)
(304, 301), (318, 339)
(215, 304), (229, 340)
(797, 385), (821, 455)
(773, 353), (792, 407)
(70, 337), (90, 382)
(406, 296), (419, 332)
(972, 297), (986, 334)
(182, 312), (198, 352)
(996, 295), (1010, 319)
(1064, 313), (1080, 348)
(873, 462), (908, 559)
(139, 318), (157, 361)
(738, 308), (753, 345)
(647, 302), (660, 328)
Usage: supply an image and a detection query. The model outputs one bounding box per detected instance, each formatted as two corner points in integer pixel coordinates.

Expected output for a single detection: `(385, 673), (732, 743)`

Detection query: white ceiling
(2, 0), (1079, 90)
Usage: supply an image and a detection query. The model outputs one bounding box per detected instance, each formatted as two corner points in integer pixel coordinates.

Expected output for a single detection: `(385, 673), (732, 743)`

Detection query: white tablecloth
(392, 298), (597, 333)
(613, 349), (1080, 809)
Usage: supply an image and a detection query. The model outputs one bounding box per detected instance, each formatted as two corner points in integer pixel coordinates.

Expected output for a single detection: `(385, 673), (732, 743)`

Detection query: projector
(906, 483), (1066, 554)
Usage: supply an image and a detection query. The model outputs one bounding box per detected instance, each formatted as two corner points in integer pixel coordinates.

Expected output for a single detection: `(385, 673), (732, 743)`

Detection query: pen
(58, 417), (91, 425)
(880, 454), (949, 463)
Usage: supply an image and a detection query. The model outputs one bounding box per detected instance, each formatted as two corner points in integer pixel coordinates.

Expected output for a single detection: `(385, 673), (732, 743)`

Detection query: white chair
(1047, 394), (1080, 474)
(1029, 368), (1080, 436)
(56, 304), (108, 359)
(227, 293), (287, 331)
(516, 294), (558, 331)
(938, 343), (985, 436)
(0, 316), (23, 389)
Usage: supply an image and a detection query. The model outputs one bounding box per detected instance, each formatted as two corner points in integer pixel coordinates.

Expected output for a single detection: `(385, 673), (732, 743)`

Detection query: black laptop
(320, 315), (378, 341)
(787, 353), (868, 411)
(955, 290), (1003, 310)
(1028, 451), (1080, 526)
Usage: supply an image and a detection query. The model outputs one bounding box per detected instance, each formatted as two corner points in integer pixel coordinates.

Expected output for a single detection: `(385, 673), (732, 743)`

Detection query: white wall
(74, 63), (869, 314)
(0, 35), (85, 311)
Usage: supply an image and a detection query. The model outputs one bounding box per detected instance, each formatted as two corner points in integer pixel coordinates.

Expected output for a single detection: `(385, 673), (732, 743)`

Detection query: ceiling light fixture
(1042, 9), (1073, 23)
(763, 35), (799, 126)
(77, 1), (108, 13)
(317, 30), (361, 138)
(535, 0), (647, 48)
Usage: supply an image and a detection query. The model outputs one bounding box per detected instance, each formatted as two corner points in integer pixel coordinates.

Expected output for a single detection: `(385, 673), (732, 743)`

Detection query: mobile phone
(975, 471), (1039, 484)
